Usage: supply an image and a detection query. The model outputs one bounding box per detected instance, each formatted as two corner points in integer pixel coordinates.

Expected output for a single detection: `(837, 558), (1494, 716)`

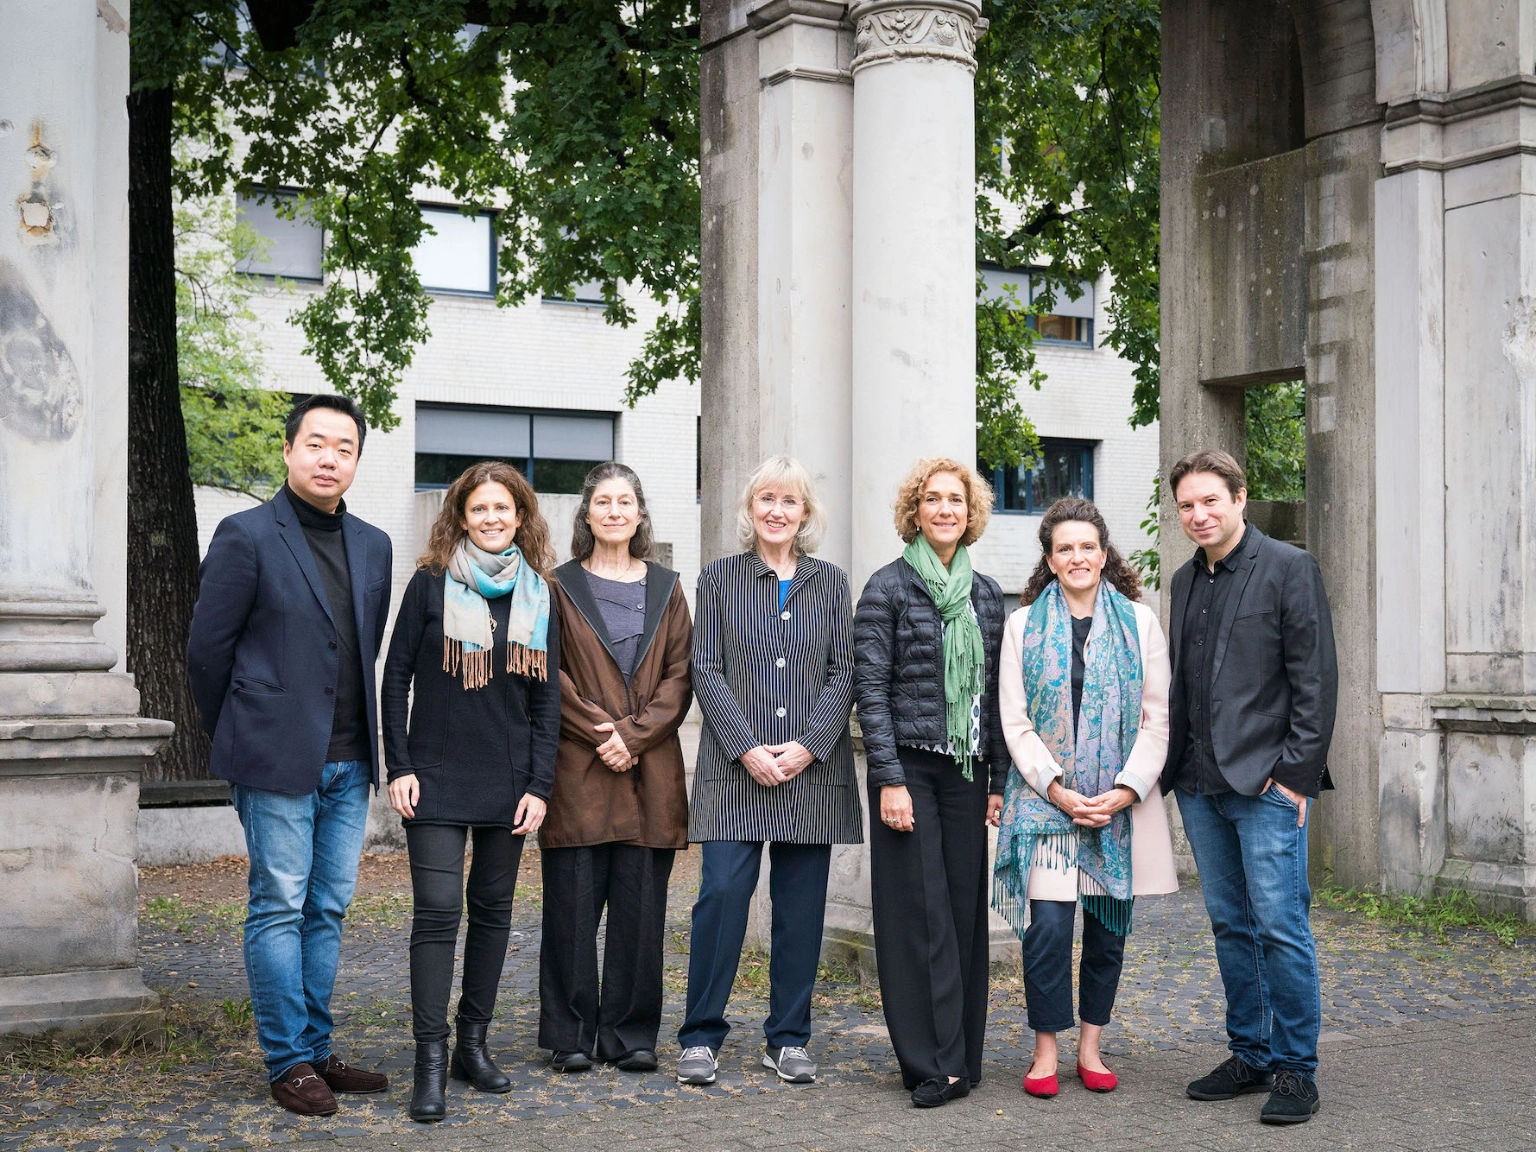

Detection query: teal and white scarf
(993, 579), (1142, 936)
(443, 538), (550, 689)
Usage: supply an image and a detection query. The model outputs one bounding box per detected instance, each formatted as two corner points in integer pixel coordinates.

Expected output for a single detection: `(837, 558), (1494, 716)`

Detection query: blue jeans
(1176, 787), (1321, 1075)
(231, 759), (372, 1080)
(679, 841), (831, 1052)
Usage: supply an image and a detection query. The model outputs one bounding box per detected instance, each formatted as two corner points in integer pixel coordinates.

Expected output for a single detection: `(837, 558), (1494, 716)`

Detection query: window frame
(413, 401), (616, 493)
(235, 186), (325, 284)
(414, 203), (499, 298)
(986, 437), (1097, 516)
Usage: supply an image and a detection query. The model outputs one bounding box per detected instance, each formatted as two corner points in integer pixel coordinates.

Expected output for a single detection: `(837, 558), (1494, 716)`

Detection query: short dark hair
(1169, 448), (1246, 501)
(285, 394), (368, 452)
(570, 462), (655, 562)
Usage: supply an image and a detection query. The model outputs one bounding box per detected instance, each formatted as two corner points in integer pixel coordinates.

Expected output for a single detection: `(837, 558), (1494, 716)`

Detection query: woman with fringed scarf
(993, 497), (1177, 1101)
(852, 457), (1009, 1109)
(381, 461), (560, 1123)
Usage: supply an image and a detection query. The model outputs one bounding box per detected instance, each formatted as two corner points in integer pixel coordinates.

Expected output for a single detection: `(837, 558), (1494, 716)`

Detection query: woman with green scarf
(382, 461), (560, 1122)
(853, 457), (1009, 1109)
(992, 497), (1177, 1100)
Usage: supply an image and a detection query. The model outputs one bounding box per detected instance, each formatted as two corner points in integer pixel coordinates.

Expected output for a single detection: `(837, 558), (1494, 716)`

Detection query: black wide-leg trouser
(538, 843), (675, 1061)
(406, 823), (523, 1043)
(868, 747), (991, 1089)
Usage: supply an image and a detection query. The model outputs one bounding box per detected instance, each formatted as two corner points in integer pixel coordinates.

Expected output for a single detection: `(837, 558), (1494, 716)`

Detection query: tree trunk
(128, 84), (211, 783)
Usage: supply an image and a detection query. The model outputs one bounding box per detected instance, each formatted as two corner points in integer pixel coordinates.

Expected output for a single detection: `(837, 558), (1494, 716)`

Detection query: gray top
(585, 569), (647, 682)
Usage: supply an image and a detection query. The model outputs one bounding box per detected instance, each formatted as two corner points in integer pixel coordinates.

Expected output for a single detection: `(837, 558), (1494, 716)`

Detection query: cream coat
(999, 598), (1179, 901)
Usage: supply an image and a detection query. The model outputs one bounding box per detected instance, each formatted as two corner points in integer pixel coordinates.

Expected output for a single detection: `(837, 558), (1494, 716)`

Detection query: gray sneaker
(762, 1045), (817, 1083)
(677, 1045), (718, 1085)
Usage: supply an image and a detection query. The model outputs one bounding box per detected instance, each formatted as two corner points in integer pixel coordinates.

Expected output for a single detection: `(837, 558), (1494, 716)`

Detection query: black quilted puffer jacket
(853, 556), (1008, 792)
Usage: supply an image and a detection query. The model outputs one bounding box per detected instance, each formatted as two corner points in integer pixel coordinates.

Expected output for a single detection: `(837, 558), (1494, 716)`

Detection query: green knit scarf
(902, 535), (985, 780)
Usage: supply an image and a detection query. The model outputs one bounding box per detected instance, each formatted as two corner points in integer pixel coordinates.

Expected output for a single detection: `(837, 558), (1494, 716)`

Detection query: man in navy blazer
(188, 394), (393, 1116)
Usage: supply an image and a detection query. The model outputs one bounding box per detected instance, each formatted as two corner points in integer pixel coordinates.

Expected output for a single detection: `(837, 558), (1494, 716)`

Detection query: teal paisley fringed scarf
(442, 538), (551, 689)
(903, 535), (986, 781)
(993, 579), (1142, 936)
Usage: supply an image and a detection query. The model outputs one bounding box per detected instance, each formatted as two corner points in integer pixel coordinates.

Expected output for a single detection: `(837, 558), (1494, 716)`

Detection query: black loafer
(1260, 1071), (1320, 1124)
(551, 1050), (593, 1073)
(911, 1076), (970, 1108)
(616, 1049), (658, 1072)
(1186, 1054), (1274, 1101)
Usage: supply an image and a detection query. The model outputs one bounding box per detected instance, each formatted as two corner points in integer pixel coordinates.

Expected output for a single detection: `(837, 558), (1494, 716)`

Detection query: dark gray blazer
(188, 487), (393, 795)
(689, 551), (863, 845)
(1161, 523), (1338, 798)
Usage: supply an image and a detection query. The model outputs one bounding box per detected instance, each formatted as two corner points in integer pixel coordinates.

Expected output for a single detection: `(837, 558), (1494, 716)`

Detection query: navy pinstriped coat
(688, 552), (865, 845)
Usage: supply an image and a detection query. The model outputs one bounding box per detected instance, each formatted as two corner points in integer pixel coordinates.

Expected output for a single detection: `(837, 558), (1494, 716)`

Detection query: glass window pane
(533, 413), (613, 461)
(1031, 278), (1095, 319)
(979, 265), (1028, 308)
(415, 453), (527, 490)
(416, 404), (530, 457)
(236, 193), (323, 280)
(531, 458), (604, 494)
(414, 207), (494, 294)
(1036, 314), (1088, 343)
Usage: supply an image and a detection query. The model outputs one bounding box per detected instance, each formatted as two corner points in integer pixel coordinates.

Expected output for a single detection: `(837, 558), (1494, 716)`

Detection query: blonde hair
(892, 456), (994, 547)
(735, 456), (827, 556)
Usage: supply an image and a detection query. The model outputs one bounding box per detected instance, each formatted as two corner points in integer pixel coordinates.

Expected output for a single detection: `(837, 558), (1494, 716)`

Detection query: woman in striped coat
(676, 457), (863, 1089)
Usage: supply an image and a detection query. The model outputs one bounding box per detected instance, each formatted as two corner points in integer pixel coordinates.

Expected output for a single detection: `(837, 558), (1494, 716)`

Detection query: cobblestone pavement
(4, 851), (1535, 1151)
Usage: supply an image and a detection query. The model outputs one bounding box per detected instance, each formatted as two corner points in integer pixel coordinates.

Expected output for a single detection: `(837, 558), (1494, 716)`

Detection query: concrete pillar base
(0, 969), (163, 1041)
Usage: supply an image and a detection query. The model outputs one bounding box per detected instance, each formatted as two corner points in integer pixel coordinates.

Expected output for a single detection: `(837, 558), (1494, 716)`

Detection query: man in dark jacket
(1162, 449), (1337, 1126)
(187, 395), (393, 1116)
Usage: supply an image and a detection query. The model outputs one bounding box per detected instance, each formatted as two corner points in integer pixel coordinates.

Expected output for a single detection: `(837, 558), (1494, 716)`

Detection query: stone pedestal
(702, 0), (1017, 967)
(0, 3), (173, 1035)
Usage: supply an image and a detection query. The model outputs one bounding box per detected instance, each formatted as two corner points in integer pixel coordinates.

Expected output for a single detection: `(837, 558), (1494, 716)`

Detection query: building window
(414, 206), (496, 295)
(543, 277), (607, 308)
(1029, 278), (1095, 347)
(236, 190), (323, 281)
(415, 403), (614, 494)
(984, 438), (1096, 515)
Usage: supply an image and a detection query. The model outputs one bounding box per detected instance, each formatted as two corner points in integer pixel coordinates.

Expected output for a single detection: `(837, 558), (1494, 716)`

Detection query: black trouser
(1021, 899), (1127, 1032)
(538, 843), (675, 1060)
(406, 823), (523, 1043)
(868, 748), (990, 1089)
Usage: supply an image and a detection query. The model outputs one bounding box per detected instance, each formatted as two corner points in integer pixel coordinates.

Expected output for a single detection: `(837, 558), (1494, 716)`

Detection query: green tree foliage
(135, 0), (701, 431)
(1244, 381), (1306, 501)
(174, 180), (289, 497)
(975, 0), (1161, 431)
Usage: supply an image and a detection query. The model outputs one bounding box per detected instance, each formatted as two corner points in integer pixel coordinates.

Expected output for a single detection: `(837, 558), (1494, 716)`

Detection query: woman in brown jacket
(538, 462), (693, 1074)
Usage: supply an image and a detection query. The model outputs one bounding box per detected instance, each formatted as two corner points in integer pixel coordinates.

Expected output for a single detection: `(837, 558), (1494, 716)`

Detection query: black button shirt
(1174, 531), (1245, 795)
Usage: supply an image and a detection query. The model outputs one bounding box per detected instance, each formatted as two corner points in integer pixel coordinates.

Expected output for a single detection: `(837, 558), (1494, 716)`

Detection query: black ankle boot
(450, 1017), (511, 1093)
(409, 1040), (449, 1122)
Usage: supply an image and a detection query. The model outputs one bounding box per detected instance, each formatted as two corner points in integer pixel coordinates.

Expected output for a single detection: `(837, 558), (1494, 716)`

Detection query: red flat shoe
(1077, 1062), (1118, 1092)
(1023, 1071), (1059, 1098)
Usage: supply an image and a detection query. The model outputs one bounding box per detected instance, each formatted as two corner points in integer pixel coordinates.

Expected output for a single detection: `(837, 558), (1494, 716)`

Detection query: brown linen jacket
(540, 559), (694, 850)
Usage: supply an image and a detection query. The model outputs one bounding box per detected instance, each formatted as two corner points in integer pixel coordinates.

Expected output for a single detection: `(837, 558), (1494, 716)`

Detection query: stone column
(0, 1), (172, 1035)
(848, 0), (982, 590)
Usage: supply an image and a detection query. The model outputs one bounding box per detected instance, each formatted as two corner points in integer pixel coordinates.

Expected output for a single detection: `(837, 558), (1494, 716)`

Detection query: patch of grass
(0, 996), (259, 1078)
(140, 895), (197, 934)
(346, 892), (412, 929)
(1316, 885), (1532, 947)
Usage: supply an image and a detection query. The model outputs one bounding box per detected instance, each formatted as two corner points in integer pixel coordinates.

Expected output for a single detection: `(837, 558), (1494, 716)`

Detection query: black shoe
(911, 1076), (971, 1108)
(551, 1050), (593, 1073)
(408, 1041), (449, 1123)
(1260, 1071), (1321, 1124)
(1186, 1054), (1274, 1101)
(616, 1049), (658, 1072)
(451, 1017), (512, 1093)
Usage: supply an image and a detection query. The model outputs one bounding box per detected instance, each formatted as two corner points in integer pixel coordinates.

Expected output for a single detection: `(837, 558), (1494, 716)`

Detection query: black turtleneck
(287, 484), (370, 762)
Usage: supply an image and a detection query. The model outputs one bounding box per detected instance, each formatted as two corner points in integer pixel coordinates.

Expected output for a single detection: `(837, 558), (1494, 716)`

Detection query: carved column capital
(847, 0), (985, 75)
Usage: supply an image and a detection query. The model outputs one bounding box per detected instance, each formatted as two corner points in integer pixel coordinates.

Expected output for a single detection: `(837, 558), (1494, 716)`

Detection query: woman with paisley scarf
(853, 458), (1009, 1110)
(382, 462), (560, 1122)
(993, 497), (1177, 1099)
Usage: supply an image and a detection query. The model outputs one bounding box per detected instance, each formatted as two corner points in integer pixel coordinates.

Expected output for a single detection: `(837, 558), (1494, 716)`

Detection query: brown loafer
(272, 1062), (338, 1115)
(318, 1053), (389, 1093)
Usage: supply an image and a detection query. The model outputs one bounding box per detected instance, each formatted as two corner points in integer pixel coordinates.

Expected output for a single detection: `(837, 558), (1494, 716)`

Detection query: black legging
(406, 823), (523, 1042)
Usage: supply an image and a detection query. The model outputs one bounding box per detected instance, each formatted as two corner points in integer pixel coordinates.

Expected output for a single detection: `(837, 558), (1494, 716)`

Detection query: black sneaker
(1186, 1054), (1274, 1100)
(1260, 1070), (1321, 1124)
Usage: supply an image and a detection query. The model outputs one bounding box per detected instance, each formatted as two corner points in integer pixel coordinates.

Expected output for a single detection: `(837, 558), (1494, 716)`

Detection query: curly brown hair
(892, 457), (994, 547)
(1021, 497), (1142, 606)
(417, 461), (556, 577)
